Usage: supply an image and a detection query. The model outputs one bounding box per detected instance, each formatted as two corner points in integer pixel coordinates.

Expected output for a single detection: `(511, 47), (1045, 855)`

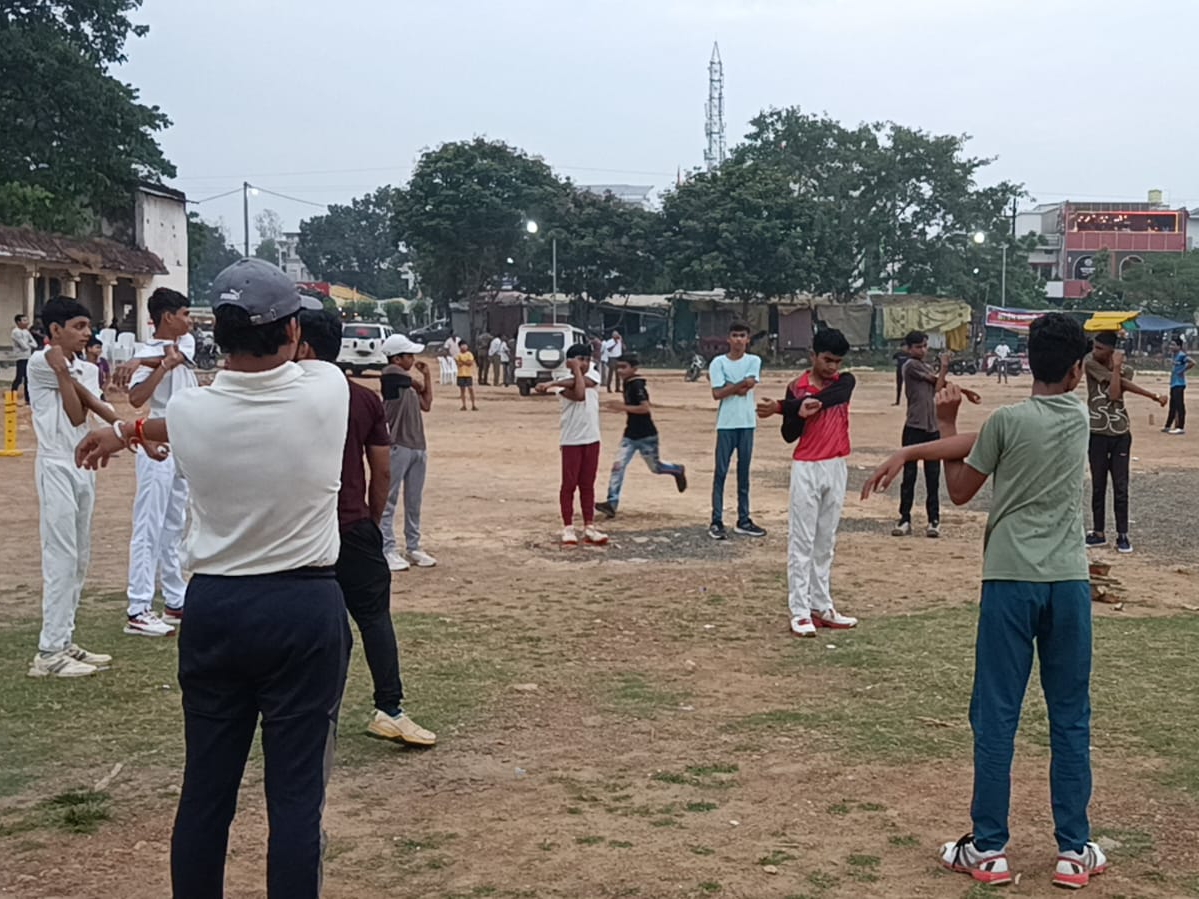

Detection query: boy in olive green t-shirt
(863, 313), (1108, 890)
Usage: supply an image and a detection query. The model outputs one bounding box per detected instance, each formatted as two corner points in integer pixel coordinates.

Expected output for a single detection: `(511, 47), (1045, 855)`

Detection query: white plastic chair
(113, 332), (136, 364)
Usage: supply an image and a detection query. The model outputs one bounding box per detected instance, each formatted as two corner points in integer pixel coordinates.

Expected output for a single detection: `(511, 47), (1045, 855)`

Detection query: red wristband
(134, 418), (146, 446)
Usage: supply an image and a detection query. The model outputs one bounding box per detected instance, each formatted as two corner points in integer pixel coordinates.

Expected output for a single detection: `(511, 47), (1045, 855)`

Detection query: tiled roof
(0, 225), (168, 275)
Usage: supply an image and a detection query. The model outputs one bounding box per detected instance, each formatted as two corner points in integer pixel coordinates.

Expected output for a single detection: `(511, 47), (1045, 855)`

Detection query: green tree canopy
(187, 213), (239, 304)
(1084, 249), (1199, 321)
(299, 186), (407, 297)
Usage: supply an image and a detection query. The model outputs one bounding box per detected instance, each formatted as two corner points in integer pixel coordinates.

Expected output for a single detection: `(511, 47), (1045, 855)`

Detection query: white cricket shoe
(1054, 841), (1108, 889)
(939, 834), (1012, 886)
(408, 549), (437, 568)
(790, 616), (817, 638)
(29, 651), (98, 678)
(124, 612), (175, 638)
(386, 550), (410, 571)
(814, 608), (859, 630)
(583, 525), (609, 546)
(65, 644), (112, 669)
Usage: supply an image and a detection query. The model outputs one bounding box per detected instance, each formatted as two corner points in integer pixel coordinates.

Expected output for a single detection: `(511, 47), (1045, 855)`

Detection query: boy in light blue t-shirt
(1165, 335), (1193, 434)
(708, 321), (765, 540)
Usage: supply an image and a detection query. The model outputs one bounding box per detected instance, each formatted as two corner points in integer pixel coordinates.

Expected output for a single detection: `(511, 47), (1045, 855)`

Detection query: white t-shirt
(498, 341), (511, 363)
(558, 368), (602, 446)
(602, 338), (623, 362)
(11, 327), (37, 360)
(130, 337), (200, 418)
(443, 336), (458, 357)
(489, 337), (503, 357)
(166, 360), (349, 577)
(27, 349), (90, 461)
(995, 344), (1011, 360)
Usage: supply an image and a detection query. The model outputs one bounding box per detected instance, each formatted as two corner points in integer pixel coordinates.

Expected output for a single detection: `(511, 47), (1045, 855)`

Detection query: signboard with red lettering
(984, 306), (1045, 333)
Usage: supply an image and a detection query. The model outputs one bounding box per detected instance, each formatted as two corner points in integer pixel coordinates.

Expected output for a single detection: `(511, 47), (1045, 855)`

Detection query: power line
(252, 185), (330, 209)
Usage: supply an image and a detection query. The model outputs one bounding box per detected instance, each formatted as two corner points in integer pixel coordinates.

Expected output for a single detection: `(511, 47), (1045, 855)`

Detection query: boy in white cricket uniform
(124, 288), (197, 636)
(27, 297), (114, 678)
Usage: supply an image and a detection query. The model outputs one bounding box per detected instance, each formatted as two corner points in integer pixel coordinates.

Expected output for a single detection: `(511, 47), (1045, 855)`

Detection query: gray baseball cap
(211, 258), (303, 325)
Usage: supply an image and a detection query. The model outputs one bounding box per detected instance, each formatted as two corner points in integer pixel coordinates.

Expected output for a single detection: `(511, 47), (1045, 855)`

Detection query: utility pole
(243, 181), (251, 257)
(704, 43), (726, 171)
(551, 236), (558, 325)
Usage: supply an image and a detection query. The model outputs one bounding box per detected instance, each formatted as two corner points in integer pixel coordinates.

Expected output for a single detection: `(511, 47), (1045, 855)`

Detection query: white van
(337, 322), (394, 375)
(514, 323), (588, 396)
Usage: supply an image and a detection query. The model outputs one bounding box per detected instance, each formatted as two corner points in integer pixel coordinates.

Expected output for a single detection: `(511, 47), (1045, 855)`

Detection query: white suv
(337, 322), (394, 375)
(514, 323), (588, 395)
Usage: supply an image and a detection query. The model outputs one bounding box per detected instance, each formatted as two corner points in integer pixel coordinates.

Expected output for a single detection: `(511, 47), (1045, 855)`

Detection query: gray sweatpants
(381, 445), (427, 554)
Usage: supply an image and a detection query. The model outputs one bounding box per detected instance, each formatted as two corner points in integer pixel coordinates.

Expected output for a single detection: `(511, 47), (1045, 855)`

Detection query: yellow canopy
(1084, 311), (1138, 332)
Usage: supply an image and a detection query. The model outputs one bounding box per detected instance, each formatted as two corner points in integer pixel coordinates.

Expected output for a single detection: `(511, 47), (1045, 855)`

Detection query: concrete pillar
(23, 267), (36, 321)
(134, 279), (150, 341)
(100, 276), (116, 326)
(61, 273), (80, 298)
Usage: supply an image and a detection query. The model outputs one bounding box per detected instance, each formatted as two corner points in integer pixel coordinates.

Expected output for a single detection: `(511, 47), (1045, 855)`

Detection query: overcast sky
(119, 0), (1197, 247)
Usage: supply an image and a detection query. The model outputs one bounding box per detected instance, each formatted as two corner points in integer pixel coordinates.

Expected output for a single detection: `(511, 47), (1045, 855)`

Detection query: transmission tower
(704, 42), (726, 171)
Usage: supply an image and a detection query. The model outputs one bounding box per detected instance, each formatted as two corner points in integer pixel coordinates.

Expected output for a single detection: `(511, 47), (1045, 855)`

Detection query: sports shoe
(386, 550), (411, 571)
(1053, 841), (1108, 889)
(594, 501), (617, 519)
(939, 834), (1012, 886)
(124, 611), (175, 638)
(1168, 428), (1186, 436)
(927, 522), (941, 538)
(65, 644), (112, 669)
(367, 710), (438, 747)
(163, 606), (184, 626)
(1116, 534), (1133, 554)
(409, 549), (437, 568)
(734, 519), (767, 538)
(708, 523), (728, 541)
(814, 608), (859, 629)
(892, 521), (912, 537)
(789, 616), (816, 637)
(584, 525), (609, 546)
(561, 526), (579, 547)
(673, 466), (688, 493)
(28, 651), (98, 678)
(1085, 532), (1106, 548)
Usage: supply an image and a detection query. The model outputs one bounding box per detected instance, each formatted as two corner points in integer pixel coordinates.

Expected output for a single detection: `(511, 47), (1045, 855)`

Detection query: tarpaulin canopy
(1084, 311), (1139, 332)
(1133, 313), (1190, 332)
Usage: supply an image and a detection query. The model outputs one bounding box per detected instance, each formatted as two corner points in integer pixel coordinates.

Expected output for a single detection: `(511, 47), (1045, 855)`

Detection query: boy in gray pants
(380, 334), (437, 570)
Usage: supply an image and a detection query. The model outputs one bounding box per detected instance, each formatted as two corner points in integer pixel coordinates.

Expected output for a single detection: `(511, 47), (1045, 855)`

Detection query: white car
(514, 323), (588, 396)
(337, 322), (394, 375)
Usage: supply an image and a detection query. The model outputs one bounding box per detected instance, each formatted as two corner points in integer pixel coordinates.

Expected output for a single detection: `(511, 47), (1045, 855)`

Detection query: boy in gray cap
(77, 258), (351, 899)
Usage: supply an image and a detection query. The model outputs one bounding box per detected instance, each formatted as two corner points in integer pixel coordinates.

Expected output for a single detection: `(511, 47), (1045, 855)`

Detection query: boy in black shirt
(595, 355), (686, 518)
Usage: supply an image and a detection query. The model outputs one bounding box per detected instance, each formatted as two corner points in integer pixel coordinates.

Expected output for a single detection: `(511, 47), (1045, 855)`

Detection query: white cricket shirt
(27, 349), (90, 461)
(129, 338), (199, 418)
(166, 360), (349, 577)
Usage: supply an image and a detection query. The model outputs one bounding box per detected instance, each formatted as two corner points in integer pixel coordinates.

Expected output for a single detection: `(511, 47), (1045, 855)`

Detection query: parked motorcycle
(948, 358), (978, 376)
(194, 332), (219, 371)
(685, 352), (706, 382)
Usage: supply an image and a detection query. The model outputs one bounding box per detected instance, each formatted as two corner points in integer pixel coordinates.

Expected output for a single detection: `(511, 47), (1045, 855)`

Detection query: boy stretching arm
(862, 313), (1109, 891)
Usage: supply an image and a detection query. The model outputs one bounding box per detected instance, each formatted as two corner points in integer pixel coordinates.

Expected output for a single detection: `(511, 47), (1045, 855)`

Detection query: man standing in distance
(298, 309), (437, 747)
(77, 258), (352, 898)
(709, 321), (766, 540)
(893, 331), (947, 538)
(1165, 335), (1192, 435)
(994, 339), (1012, 384)
(11, 313), (37, 403)
(488, 332), (504, 387)
(1083, 331), (1166, 553)
(602, 329), (624, 393)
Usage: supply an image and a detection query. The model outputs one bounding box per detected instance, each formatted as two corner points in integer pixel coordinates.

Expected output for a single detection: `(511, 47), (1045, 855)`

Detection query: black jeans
(1088, 432), (1131, 535)
(1166, 386), (1186, 431)
(12, 359), (28, 402)
(899, 426), (941, 525)
(336, 518), (404, 713)
(172, 569), (351, 899)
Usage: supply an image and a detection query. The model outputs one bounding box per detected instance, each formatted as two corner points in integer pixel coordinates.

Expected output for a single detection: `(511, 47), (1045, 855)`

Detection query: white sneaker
(28, 651), (98, 678)
(65, 643), (112, 669)
(814, 608), (859, 630)
(1168, 428), (1186, 435)
(790, 616), (816, 637)
(891, 521), (911, 537)
(1054, 841), (1108, 889)
(386, 550), (410, 571)
(939, 834), (1012, 885)
(124, 611), (175, 638)
(408, 549), (437, 568)
(561, 526), (579, 547)
(583, 525), (609, 546)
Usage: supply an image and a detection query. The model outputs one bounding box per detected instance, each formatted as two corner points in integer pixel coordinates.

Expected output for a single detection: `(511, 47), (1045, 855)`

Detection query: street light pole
(243, 181), (251, 257)
(551, 236), (558, 325)
(1000, 245), (1008, 307)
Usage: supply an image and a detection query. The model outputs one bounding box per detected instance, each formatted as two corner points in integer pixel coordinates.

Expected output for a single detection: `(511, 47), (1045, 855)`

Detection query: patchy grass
(575, 835), (605, 846)
(650, 764), (738, 790)
(758, 850), (797, 866)
(684, 801), (718, 813)
(602, 672), (690, 719)
(1092, 827), (1156, 860)
(889, 834), (920, 848)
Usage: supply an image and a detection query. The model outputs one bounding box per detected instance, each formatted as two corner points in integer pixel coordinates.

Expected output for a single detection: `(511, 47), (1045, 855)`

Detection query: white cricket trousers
(127, 451), (189, 616)
(36, 456), (96, 653)
(787, 457), (848, 620)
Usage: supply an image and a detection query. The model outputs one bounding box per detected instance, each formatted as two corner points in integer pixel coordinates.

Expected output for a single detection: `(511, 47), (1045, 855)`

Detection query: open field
(2, 365), (1198, 899)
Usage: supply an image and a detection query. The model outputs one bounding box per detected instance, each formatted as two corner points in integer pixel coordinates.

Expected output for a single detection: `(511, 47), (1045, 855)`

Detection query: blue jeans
(606, 435), (683, 508)
(711, 427), (754, 527)
(970, 580), (1093, 854)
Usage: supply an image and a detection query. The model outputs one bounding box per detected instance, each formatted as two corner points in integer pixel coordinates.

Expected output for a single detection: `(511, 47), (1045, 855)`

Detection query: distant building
(580, 184), (654, 210)
(0, 183), (187, 340)
(278, 232), (313, 283)
(1015, 191), (1189, 300)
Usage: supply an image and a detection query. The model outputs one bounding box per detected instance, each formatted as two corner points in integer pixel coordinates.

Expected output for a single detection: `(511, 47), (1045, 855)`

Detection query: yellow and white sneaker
(29, 651), (98, 678)
(367, 710), (437, 746)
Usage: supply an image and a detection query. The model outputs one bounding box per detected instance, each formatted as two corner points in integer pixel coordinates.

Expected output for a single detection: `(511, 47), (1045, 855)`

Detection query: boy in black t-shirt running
(596, 355), (686, 518)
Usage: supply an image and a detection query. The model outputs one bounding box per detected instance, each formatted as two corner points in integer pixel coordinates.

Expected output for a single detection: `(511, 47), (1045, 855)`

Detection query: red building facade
(1061, 202), (1188, 299)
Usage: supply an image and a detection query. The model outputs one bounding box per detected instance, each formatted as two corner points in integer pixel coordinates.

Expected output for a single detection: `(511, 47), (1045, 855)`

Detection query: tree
(299, 187), (406, 297)
(254, 238), (280, 265)
(660, 162), (832, 313)
(732, 107), (1024, 300)
(255, 208), (283, 242)
(0, 2), (174, 232)
(187, 213), (239, 303)
(393, 139), (568, 328)
(1082, 249), (1199, 321)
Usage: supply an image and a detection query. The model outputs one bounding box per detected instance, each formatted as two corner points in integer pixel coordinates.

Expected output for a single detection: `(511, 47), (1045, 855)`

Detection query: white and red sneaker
(789, 616), (817, 638)
(814, 608), (859, 629)
(124, 611), (175, 638)
(939, 834), (1011, 885)
(560, 526), (579, 547)
(163, 606), (184, 626)
(583, 525), (609, 546)
(1053, 842), (1108, 890)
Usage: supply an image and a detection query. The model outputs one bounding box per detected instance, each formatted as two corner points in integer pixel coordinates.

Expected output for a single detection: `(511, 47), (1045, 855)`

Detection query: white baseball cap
(382, 334), (426, 356)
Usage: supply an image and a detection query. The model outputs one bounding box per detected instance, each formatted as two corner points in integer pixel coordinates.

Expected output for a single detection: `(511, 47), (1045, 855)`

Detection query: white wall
(135, 189), (189, 339)
(0, 267), (26, 344)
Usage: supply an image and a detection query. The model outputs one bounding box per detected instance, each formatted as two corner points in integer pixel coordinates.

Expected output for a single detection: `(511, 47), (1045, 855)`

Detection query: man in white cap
(76, 257), (351, 899)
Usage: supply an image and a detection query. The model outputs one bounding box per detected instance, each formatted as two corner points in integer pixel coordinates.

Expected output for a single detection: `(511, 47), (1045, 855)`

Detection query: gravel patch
(530, 526), (763, 563)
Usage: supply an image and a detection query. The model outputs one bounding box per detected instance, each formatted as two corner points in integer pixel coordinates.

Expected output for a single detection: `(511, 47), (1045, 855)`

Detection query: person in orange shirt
(455, 340), (478, 411)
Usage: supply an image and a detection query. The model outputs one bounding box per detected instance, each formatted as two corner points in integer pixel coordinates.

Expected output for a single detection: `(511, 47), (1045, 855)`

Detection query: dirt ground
(1, 363), (1197, 899)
